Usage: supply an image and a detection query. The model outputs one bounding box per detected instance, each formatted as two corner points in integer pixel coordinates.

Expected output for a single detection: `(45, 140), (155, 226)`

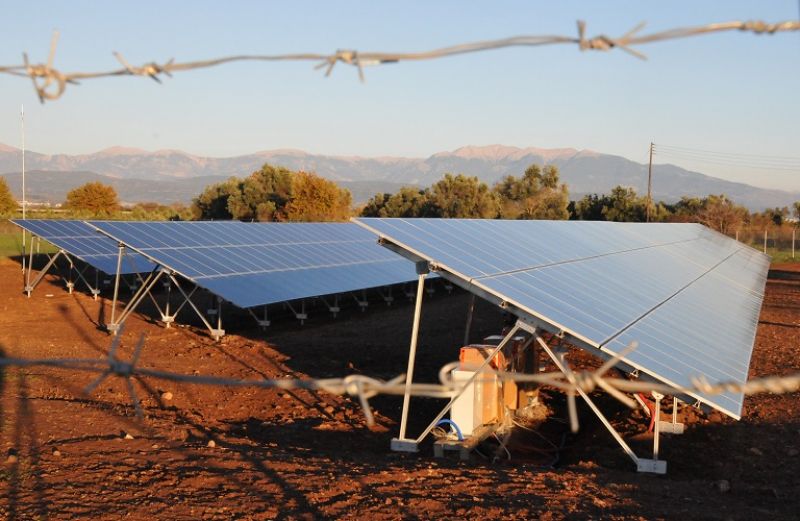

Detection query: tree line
(1, 164), (798, 236)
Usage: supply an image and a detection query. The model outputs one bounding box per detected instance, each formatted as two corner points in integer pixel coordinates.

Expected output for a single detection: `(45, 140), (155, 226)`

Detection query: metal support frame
(352, 290), (369, 312)
(107, 268), (164, 334)
(169, 275), (224, 341)
(247, 305), (270, 330)
(285, 299), (308, 324)
(22, 234), (102, 299)
(658, 395), (685, 434)
(528, 325), (667, 474)
(63, 254), (101, 299)
(378, 286), (394, 306)
(24, 248), (63, 297)
(319, 295), (340, 317)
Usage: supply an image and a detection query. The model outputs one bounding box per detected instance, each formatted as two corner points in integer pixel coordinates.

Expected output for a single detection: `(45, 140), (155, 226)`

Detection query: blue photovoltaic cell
(11, 219), (156, 275)
(86, 221), (422, 308)
(355, 218), (770, 419)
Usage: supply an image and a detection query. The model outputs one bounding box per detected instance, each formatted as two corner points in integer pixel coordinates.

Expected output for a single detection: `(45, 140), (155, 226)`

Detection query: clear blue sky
(1, 1), (798, 191)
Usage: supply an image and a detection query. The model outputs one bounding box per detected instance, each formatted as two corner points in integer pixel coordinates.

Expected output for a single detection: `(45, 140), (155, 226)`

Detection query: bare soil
(0, 257), (798, 520)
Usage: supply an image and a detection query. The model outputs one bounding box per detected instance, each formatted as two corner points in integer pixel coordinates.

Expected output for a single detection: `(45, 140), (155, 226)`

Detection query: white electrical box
(451, 370), (477, 436)
(450, 369), (500, 438)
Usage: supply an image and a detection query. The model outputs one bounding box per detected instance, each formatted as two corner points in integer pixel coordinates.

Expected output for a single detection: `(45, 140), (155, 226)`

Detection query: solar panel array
(87, 220), (423, 308)
(12, 219), (156, 275)
(355, 218), (770, 419)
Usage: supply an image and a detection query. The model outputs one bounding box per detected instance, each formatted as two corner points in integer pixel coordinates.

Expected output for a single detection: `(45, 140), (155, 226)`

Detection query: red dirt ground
(0, 258), (798, 520)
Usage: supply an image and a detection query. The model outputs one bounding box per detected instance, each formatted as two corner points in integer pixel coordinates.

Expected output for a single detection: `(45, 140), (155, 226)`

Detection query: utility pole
(646, 142), (654, 223)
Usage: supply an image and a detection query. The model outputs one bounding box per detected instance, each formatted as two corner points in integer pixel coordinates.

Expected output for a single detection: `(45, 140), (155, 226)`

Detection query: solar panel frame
(11, 219), (156, 275)
(85, 220), (426, 309)
(354, 217), (770, 420)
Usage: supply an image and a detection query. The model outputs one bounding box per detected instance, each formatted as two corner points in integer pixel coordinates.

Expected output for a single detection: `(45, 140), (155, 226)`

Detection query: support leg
(108, 245), (126, 332)
(657, 395), (685, 434)
(391, 267), (430, 452)
(169, 275), (224, 340)
(463, 293), (476, 346)
(160, 280), (174, 327)
(24, 237), (38, 296)
(108, 269), (164, 333)
(247, 305), (270, 330)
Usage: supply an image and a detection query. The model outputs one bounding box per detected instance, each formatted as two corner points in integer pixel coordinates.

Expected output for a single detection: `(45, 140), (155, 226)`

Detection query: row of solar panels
(12, 218), (769, 419)
(356, 218), (770, 419)
(13, 219), (425, 308)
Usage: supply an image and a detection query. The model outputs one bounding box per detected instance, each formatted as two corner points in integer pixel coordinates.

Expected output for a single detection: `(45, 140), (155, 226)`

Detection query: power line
(655, 144), (800, 163)
(653, 144), (800, 172)
(0, 19), (798, 102)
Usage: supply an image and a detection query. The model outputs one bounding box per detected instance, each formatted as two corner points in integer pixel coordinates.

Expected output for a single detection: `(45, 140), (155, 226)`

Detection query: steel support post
(286, 300), (308, 324)
(463, 293), (476, 346)
(162, 280), (173, 327)
(247, 306), (270, 330)
(657, 395), (685, 434)
(352, 290), (369, 311)
(66, 256), (74, 294)
(215, 297), (223, 340)
(391, 264), (429, 452)
(24, 237), (38, 296)
(108, 245), (125, 329)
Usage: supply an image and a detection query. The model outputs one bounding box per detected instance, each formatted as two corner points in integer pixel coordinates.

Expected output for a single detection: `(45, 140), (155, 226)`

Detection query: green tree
(284, 171), (352, 222)
(360, 193), (391, 217)
(429, 173), (498, 218)
(572, 194), (606, 221)
(697, 194), (748, 234)
(494, 164), (569, 220)
(64, 181), (119, 217)
(760, 206), (790, 226)
(0, 177), (17, 217)
(361, 187), (435, 218)
(193, 178), (239, 220)
(793, 201), (800, 223)
(600, 186), (646, 222)
(227, 164), (294, 221)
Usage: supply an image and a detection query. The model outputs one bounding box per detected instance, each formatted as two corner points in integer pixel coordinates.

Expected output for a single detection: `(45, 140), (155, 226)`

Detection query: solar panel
(11, 219), (156, 275)
(86, 221), (423, 308)
(354, 218), (769, 419)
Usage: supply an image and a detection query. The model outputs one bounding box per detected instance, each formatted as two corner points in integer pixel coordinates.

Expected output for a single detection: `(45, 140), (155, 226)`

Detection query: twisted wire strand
(1, 332), (797, 429)
(1, 19), (797, 102)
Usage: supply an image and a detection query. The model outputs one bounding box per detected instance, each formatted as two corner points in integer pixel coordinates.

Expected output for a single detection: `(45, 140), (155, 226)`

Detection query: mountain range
(0, 143), (797, 210)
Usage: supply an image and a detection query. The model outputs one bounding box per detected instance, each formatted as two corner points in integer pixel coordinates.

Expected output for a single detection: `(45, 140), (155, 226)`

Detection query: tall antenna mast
(646, 142), (653, 222)
(21, 104), (26, 273)
(21, 105), (25, 220)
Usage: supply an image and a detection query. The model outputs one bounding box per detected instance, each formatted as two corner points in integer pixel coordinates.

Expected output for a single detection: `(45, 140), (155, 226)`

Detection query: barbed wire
(1, 331), (797, 431)
(1, 19), (798, 102)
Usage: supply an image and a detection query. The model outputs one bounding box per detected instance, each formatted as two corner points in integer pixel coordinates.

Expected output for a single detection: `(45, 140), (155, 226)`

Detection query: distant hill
(1, 143), (797, 209)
